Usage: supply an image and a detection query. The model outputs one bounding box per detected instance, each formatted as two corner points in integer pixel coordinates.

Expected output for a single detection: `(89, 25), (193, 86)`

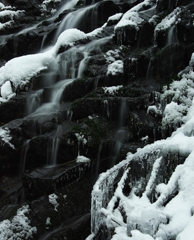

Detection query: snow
(0, 127), (15, 149)
(0, 10), (24, 18)
(0, 205), (37, 239)
(107, 60), (123, 76)
(104, 49), (120, 64)
(0, 51), (56, 95)
(108, 13), (123, 22)
(90, 51), (194, 240)
(102, 85), (123, 95)
(0, 81), (13, 99)
(45, 217), (51, 229)
(76, 155), (91, 163)
(115, 11), (144, 31)
(49, 193), (59, 211)
(114, 0), (152, 31)
(86, 23), (107, 38)
(0, 9), (25, 30)
(0, 3), (5, 8)
(154, 7), (181, 32)
(0, 28), (87, 103)
(53, 28), (87, 53)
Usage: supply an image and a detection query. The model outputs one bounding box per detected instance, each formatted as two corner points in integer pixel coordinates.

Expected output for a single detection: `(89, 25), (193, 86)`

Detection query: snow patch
(102, 85), (123, 95)
(107, 60), (123, 76)
(49, 193), (59, 211)
(155, 7), (181, 32)
(76, 155), (90, 163)
(0, 127), (14, 149)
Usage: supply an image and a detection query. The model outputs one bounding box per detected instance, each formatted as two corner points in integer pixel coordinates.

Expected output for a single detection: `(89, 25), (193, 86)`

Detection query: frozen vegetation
(0, 205), (37, 239)
(88, 53), (194, 239)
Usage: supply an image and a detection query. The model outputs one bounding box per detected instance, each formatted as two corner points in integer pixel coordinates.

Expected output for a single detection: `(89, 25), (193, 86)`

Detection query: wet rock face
(1, 0), (194, 239)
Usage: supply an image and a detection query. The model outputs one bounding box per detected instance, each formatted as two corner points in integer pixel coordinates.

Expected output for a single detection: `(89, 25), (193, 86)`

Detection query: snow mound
(54, 28), (87, 53)
(76, 155), (91, 163)
(0, 28), (88, 103)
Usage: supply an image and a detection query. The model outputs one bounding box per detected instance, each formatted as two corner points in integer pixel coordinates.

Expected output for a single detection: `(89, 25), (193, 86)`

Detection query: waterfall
(53, 4), (97, 43)
(50, 79), (74, 102)
(167, 25), (178, 45)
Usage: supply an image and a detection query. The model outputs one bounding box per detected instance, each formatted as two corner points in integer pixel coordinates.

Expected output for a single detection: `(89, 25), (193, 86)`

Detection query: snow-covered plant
(161, 78), (194, 132)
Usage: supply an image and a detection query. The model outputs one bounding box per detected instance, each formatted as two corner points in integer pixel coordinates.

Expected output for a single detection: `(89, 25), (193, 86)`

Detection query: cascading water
(53, 4), (97, 43)
(47, 125), (62, 166)
(24, 34), (111, 168)
(167, 25), (178, 45)
(26, 90), (43, 115)
(109, 98), (128, 167)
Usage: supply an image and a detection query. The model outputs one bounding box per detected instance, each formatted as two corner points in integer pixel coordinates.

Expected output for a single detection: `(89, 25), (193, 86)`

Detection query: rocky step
(22, 160), (91, 200)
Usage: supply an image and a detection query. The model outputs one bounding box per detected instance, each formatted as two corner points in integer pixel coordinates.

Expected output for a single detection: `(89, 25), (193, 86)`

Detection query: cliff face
(0, 0), (194, 239)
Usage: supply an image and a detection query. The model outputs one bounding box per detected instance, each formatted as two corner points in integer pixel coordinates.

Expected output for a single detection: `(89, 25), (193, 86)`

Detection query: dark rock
(0, 92), (27, 124)
(28, 173), (92, 237)
(23, 161), (90, 200)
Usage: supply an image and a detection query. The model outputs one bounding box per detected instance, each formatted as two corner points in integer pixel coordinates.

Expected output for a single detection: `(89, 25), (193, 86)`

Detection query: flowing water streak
(77, 52), (89, 78)
(93, 141), (103, 182)
(167, 25), (178, 45)
(20, 139), (30, 173)
(50, 78), (74, 102)
(110, 98), (128, 167)
(59, 47), (84, 79)
(53, 4), (97, 43)
(47, 124), (62, 166)
(26, 90), (43, 115)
